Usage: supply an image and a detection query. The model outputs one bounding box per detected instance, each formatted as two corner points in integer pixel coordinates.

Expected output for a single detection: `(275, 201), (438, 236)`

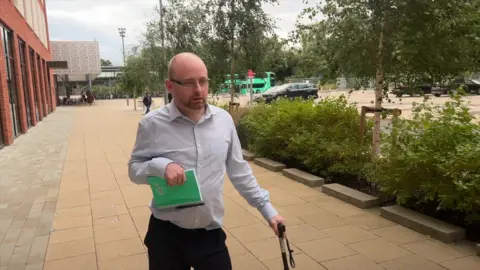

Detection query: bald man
(128, 52), (285, 270)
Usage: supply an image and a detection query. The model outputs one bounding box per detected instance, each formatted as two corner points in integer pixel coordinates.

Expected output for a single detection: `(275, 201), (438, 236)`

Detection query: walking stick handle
(277, 223), (295, 269)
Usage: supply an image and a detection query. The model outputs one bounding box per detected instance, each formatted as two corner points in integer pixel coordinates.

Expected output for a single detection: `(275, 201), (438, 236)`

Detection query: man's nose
(192, 82), (202, 91)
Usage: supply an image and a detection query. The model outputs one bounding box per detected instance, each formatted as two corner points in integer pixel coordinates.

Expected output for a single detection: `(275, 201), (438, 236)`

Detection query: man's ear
(165, 80), (172, 90)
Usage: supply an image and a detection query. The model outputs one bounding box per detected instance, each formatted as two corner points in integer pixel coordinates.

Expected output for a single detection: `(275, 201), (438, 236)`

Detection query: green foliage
(367, 94), (480, 217)
(117, 55), (151, 98)
(100, 59), (112, 66)
(241, 96), (373, 178)
(299, 0), (480, 88)
(139, 0), (290, 94)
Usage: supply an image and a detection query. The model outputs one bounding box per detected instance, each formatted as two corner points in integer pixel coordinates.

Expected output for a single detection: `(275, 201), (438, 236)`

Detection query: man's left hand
(268, 214), (286, 236)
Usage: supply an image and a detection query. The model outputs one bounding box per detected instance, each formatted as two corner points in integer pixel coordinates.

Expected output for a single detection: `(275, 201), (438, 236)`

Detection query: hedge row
(235, 94), (480, 234)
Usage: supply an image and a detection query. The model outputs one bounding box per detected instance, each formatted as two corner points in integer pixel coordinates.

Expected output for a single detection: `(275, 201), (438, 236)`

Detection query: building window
(18, 39), (32, 127)
(1, 24), (21, 137)
(29, 48), (39, 121)
(37, 55), (46, 115)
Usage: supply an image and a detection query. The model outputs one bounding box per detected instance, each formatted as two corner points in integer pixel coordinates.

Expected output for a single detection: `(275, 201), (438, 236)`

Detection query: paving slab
(1, 99), (478, 269)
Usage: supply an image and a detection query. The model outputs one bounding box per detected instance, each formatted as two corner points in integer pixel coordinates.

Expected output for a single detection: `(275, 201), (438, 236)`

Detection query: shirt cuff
(149, 157), (174, 178)
(258, 202), (278, 222)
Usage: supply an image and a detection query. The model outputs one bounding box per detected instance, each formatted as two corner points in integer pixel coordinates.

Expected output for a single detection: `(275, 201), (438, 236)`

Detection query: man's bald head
(167, 52), (206, 79)
(165, 52), (209, 112)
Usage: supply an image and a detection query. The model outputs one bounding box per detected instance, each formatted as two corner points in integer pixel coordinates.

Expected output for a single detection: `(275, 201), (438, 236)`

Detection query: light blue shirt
(128, 102), (278, 230)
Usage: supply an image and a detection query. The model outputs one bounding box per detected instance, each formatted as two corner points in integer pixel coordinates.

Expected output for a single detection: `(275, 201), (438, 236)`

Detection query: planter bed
(322, 183), (380, 209)
(242, 149), (257, 161)
(282, 168), (325, 187)
(245, 152), (477, 244)
(380, 205), (466, 243)
(253, 158), (286, 172)
(402, 200), (480, 242)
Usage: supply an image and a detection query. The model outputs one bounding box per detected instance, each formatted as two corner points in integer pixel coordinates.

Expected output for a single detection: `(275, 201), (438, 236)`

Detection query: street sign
(247, 69), (255, 79)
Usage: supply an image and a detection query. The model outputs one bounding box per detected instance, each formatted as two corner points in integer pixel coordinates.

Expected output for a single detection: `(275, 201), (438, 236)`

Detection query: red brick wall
(0, 0), (51, 59)
(0, 35), (13, 145)
(0, 0), (53, 146)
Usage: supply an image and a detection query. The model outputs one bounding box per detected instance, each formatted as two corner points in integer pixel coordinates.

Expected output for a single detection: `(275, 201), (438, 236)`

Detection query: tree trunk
(134, 97), (137, 111)
(160, 0), (168, 106)
(229, 0), (235, 105)
(373, 18), (386, 158)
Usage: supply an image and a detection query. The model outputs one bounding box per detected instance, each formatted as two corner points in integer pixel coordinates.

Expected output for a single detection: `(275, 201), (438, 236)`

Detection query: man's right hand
(164, 163), (186, 186)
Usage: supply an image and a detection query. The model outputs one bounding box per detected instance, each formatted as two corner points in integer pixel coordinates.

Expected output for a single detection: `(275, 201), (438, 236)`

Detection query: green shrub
(367, 94), (480, 218)
(240, 96), (373, 178)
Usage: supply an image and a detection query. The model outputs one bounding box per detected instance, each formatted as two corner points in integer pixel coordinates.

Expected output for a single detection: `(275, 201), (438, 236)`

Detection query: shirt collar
(167, 99), (218, 122)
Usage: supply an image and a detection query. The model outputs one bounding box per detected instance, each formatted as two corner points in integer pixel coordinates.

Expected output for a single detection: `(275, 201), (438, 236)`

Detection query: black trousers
(144, 215), (232, 270)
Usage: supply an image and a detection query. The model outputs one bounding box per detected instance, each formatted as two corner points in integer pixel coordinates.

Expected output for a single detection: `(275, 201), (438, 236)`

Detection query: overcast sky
(45, 0), (313, 66)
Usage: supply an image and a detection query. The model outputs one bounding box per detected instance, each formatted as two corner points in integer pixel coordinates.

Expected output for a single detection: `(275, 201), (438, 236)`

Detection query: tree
(101, 59), (113, 66)
(293, 21), (329, 78)
(253, 35), (305, 82)
(117, 55), (151, 111)
(301, 0), (480, 156)
(207, 0), (279, 103)
(140, 0), (280, 98)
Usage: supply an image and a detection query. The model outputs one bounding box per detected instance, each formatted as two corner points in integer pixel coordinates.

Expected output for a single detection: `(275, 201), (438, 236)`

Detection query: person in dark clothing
(167, 92), (173, 103)
(143, 92), (152, 114)
(86, 90), (94, 106)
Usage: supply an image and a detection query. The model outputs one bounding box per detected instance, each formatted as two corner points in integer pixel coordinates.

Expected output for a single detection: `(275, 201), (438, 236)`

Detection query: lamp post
(118, 28), (126, 65)
(159, 0), (167, 105)
(118, 27), (129, 106)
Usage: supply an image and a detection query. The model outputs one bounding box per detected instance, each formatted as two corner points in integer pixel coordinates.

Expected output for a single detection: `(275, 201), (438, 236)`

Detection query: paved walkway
(1, 99), (479, 270)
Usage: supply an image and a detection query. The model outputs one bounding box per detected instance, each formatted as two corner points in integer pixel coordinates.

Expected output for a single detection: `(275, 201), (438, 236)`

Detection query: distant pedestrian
(143, 92), (152, 114)
(86, 91), (94, 106)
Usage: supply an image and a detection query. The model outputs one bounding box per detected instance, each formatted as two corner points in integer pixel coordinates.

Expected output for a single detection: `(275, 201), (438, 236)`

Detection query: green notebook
(147, 169), (204, 209)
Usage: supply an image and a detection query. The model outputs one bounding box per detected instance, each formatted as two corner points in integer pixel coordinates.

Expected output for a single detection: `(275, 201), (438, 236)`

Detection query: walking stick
(278, 223), (295, 269)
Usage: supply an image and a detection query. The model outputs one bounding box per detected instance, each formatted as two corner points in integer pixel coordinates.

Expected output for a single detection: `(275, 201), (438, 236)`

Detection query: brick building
(0, 0), (55, 148)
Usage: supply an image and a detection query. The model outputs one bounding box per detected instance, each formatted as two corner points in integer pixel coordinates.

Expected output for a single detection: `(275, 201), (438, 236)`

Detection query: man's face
(165, 57), (209, 110)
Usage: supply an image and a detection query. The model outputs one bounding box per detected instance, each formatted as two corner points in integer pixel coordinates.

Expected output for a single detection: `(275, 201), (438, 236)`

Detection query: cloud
(46, 0), (314, 65)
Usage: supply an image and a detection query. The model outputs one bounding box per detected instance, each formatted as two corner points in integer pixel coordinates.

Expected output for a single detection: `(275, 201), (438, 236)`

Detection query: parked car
(255, 83), (319, 103)
(460, 79), (480, 94)
(431, 85), (455, 97)
(391, 84), (432, 97)
(431, 79), (480, 96)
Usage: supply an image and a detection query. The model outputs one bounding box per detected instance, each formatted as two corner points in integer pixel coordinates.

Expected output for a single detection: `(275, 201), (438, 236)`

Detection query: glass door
(2, 25), (20, 137)
(19, 40), (31, 128)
